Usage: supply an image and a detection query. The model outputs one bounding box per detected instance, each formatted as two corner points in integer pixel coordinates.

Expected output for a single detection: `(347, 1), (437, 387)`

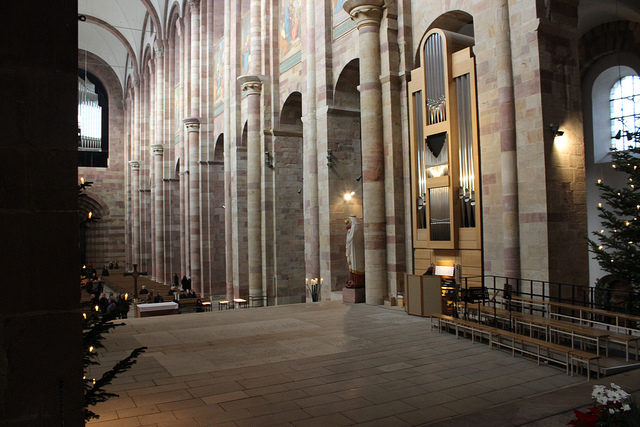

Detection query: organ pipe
(78, 77), (102, 151)
(424, 33), (446, 125)
(456, 73), (475, 227)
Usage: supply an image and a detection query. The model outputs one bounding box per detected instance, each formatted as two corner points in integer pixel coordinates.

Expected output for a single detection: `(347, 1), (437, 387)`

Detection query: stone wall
(119, 0), (640, 303)
(0, 1), (82, 424)
(78, 51), (126, 269)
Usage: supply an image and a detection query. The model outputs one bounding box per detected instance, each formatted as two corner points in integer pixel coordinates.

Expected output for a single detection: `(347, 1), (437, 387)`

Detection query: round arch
(415, 10), (474, 66)
(334, 59), (360, 110)
(279, 91), (303, 128)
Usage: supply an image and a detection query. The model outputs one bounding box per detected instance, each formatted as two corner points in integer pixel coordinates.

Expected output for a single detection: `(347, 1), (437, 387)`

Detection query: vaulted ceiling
(78, 0), (184, 91)
(78, 0), (640, 94)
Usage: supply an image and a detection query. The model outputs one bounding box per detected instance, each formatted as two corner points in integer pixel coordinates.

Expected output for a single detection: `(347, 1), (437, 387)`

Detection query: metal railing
(456, 275), (639, 329)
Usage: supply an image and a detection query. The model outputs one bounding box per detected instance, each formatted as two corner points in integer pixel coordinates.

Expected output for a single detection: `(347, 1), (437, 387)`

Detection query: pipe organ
(408, 28), (482, 277)
(78, 77), (102, 152)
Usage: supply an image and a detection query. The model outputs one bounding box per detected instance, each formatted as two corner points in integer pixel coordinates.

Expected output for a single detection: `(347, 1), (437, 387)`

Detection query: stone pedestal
(343, 287), (365, 303)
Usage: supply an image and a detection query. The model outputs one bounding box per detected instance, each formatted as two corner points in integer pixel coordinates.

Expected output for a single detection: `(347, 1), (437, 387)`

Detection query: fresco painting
(241, 12), (250, 75)
(332, 0), (347, 23)
(174, 84), (181, 134)
(213, 38), (224, 103)
(279, 0), (301, 61)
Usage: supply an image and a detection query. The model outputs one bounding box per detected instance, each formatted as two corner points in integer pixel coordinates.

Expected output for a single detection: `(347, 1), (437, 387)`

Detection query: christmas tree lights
(588, 141), (640, 313)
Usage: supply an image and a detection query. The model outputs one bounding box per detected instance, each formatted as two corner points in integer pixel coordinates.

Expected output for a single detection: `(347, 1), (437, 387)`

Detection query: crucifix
(124, 264), (148, 298)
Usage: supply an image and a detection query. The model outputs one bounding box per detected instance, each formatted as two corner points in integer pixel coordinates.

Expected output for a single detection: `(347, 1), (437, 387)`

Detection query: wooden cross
(124, 264), (148, 298)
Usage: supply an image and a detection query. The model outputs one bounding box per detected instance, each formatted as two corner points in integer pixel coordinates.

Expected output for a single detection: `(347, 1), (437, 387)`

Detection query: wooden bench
(606, 332), (640, 362)
(428, 314), (497, 345)
(469, 305), (609, 358)
(428, 313), (600, 380)
(233, 298), (248, 308)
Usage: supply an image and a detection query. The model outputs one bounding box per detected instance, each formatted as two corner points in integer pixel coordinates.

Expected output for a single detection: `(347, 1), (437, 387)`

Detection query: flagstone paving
(87, 301), (640, 426)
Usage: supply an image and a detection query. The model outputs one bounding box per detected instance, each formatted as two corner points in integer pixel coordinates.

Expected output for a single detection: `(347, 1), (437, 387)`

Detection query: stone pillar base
(343, 287), (365, 304)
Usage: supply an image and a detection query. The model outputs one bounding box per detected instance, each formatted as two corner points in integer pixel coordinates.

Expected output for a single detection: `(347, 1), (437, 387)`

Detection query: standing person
(181, 275), (188, 290)
(173, 273), (179, 288)
(117, 294), (129, 319)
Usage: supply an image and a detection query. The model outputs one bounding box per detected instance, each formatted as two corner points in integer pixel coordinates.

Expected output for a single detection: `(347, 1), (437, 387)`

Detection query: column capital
(188, 0), (200, 12)
(183, 117), (200, 132)
(154, 42), (165, 59)
(129, 160), (140, 169)
(237, 74), (263, 95)
(343, 0), (384, 29)
(151, 144), (164, 155)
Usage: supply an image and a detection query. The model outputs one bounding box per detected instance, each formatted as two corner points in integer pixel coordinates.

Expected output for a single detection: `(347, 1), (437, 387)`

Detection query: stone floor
(87, 301), (640, 426)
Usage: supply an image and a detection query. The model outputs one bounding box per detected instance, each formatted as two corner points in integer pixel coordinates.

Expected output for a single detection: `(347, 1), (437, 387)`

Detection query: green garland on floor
(82, 303), (147, 421)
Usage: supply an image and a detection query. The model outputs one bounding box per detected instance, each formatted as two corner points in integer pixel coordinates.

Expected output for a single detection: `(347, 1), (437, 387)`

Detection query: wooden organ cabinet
(408, 28), (482, 280)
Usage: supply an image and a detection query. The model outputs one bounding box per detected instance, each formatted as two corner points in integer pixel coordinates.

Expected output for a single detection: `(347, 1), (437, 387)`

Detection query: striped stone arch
(78, 192), (110, 221)
(579, 21), (640, 75)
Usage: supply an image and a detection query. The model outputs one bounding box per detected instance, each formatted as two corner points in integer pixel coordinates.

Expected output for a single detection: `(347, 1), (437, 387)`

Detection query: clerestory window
(610, 75), (640, 151)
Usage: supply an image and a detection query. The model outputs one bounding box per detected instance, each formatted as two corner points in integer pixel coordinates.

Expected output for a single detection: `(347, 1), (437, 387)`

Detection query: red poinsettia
(569, 406), (602, 426)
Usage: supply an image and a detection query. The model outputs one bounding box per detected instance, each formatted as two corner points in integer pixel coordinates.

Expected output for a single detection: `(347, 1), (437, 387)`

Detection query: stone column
(185, 0), (202, 295)
(238, 77), (263, 304)
(223, 0), (234, 299)
(303, 1), (320, 289)
(152, 144), (164, 282)
(496, 0), (521, 279)
(185, 117), (201, 295)
(239, 0), (264, 305)
(154, 42), (165, 283)
(129, 160), (141, 266)
(344, 0), (387, 305)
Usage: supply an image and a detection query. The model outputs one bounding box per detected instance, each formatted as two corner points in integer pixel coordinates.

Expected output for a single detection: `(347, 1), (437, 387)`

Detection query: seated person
(424, 263), (435, 275)
(101, 266), (109, 276)
(196, 298), (203, 312)
(153, 293), (163, 303)
(139, 285), (149, 295)
(98, 293), (109, 312)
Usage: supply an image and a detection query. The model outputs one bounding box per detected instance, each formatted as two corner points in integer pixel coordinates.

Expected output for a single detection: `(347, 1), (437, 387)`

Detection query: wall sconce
(355, 175), (362, 182)
(83, 210), (100, 224)
(343, 191), (355, 201)
(264, 151), (274, 169)
(327, 150), (336, 167)
(78, 176), (93, 192)
(549, 123), (564, 137)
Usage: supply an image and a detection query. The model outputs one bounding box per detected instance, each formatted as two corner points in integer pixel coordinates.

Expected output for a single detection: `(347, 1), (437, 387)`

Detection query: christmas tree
(587, 136), (640, 314)
(82, 302), (146, 420)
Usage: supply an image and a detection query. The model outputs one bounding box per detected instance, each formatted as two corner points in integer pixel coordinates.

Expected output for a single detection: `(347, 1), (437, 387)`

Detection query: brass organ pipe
(426, 37), (433, 124)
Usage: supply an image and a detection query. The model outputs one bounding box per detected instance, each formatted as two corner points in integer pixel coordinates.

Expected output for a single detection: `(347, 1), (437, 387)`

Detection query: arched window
(78, 69), (109, 167)
(610, 75), (640, 151)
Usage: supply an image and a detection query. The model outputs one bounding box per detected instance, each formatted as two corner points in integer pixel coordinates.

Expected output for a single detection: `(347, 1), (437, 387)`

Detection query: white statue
(345, 215), (365, 288)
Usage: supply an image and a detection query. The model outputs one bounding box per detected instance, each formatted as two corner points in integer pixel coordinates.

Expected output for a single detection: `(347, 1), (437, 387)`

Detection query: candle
(305, 278), (308, 285)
